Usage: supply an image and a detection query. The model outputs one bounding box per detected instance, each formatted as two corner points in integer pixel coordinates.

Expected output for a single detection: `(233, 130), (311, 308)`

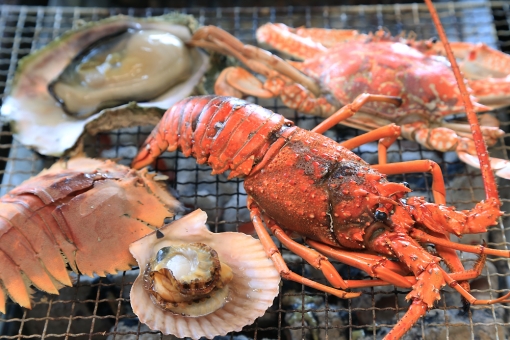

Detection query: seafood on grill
(0, 13), (210, 157)
(129, 209), (280, 339)
(420, 40), (510, 109)
(254, 24), (510, 110)
(189, 24), (510, 179)
(130, 92), (508, 339)
(0, 157), (182, 313)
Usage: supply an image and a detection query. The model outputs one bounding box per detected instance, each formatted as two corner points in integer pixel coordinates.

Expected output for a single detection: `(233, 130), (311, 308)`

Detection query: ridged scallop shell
(129, 209), (280, 339)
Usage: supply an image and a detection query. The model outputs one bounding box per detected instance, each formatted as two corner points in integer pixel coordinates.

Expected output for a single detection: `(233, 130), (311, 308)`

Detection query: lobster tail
(0, 158), (182, 312)
(132, 96), (293, 178)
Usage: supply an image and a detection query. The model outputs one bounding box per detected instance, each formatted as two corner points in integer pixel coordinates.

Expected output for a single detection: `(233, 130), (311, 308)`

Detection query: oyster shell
(1, 13), (209, 156)
(129, 209), (280, 339)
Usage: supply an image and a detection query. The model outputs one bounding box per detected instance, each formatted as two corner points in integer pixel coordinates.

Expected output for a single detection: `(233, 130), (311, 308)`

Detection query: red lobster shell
(131, 95), (507, 339)
(0, 157), (181, 312)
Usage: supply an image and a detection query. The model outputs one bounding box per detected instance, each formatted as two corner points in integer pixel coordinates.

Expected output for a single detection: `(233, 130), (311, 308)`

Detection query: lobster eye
(374, 210), (388, 221)
(402, 181), (410, 189)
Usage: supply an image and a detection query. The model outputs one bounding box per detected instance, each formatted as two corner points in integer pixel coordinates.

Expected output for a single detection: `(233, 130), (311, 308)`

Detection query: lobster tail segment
(132, 96), (293, 179)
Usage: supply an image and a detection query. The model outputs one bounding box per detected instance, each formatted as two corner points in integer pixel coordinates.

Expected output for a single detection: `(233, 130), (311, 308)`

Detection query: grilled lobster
(254, 24), (510, 110)
(0, 157), (181, 313)
(189, 16), (510, 179)
(131, 93), (508, 339)
(131, 3), (509, 338)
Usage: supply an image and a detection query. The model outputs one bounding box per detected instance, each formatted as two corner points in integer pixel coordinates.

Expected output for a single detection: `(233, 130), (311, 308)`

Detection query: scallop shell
(129, 209), (280, 339)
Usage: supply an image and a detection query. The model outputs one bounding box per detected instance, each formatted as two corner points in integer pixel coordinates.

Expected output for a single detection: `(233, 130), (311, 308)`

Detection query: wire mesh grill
(0, 2), (510, 339)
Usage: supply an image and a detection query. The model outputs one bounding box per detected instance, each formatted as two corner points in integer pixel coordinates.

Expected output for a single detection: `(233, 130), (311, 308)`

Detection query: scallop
(144, 242), (234, 317)
(1, 13), (209, 156)
(129, 209), (280, 339)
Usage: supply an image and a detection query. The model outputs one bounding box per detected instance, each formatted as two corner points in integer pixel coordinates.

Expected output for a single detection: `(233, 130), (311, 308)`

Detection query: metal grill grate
(0, 2), (510, 339)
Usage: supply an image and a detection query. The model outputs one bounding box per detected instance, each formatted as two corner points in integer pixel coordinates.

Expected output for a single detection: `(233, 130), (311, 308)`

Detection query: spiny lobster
(189, 9), (510, 180)
(131, 2), (509, 339)
(132, 92), (509, 338)
(254, 24), (510, 110)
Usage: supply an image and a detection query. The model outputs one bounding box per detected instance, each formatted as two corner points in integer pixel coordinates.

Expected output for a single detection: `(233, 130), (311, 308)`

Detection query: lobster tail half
(132, 96), (294, 178)
(0, 158), (182, 312)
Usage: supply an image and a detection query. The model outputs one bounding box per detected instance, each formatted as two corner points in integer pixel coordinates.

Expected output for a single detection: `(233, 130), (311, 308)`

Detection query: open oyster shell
(1, 13), (209, 156)
(129, 209), (280, 339)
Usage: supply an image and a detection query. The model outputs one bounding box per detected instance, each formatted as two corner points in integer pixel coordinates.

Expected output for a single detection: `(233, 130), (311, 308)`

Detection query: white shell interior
(129, 209), (280, 340)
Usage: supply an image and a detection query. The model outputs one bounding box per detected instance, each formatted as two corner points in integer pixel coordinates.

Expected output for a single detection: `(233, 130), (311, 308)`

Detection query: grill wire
(0, 2), (510, 339)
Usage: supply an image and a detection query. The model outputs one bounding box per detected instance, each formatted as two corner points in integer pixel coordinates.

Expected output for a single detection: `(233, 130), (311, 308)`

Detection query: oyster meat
(129, 209), (280, 339)
(1, 13), (209, 156)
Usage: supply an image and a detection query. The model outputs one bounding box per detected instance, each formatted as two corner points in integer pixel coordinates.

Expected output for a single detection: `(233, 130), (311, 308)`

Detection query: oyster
(129, 209), (280, 339)
(1, 13), (209, 156)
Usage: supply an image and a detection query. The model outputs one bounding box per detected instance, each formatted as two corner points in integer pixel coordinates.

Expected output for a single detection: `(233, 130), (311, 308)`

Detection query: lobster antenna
(424, 0), (499, 202)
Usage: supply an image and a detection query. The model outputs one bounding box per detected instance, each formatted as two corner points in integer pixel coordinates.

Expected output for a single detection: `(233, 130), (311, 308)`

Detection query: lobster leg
(253, 206), (492, 298)
(371, 230), (457, 339)
(411, 229), (509, 257)
(306, 239), (414, 288)
(339, 124), (401, 165)
(373, 160), (446, 204)
(372, 159), (477, 303)
(263, 209), (491, 296)
(311, 93), (402, 134)
(248, 198), (361, 299)
(314, 234), (505, 311)
(264, 218), (350, 289)
(437, 266), (510, 304)
(260, 207), (415, 290)
(339, 124), (400, 150)
(190, 26), (320, 95)
(311, 99), (445, 202)
(307, 239), (489, 288)
(311, 93), (402, 165)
